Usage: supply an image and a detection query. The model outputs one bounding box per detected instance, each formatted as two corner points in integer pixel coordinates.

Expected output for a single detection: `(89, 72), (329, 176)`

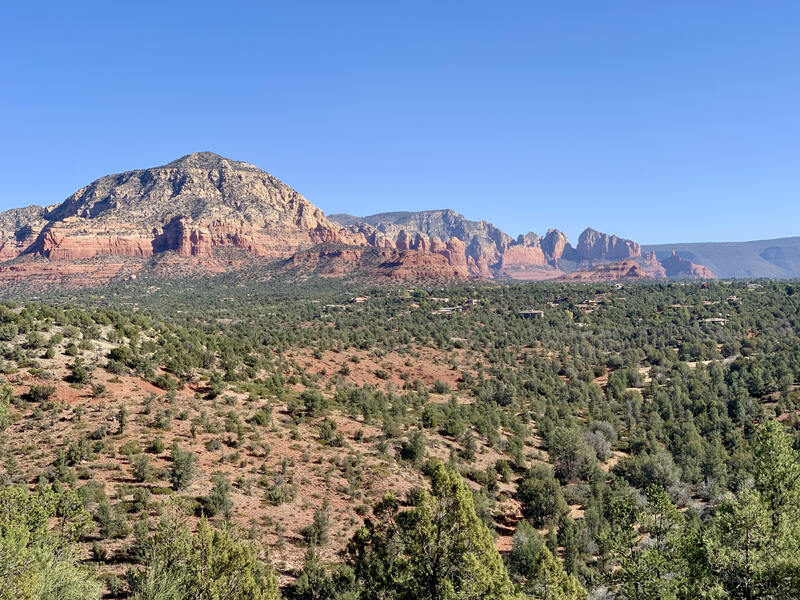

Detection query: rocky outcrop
(661, 251), (715, 279)
(334, 213), (578, 278)
(640, 251), (667, 279)
(333, 214), (670, 280)
(541, 229), (573, 264)
(0, 256), (136, 290)
(379, 249), (469, 281)
(331, 209), (513, 268)
(559, 259), (646, 281)
(0, 206), (47, 260)
(282, 247), (469, 281)
(577, 228), (640, 260)
(499, 245), (548, 271)
(443, 238), (469, 272)
(471, 256), (492, 278)
(1, 153), (365, 265)
(0, 152), (718, 287)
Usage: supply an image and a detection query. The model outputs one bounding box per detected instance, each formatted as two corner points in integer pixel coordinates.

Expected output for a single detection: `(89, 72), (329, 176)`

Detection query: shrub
(169, 445), (198, 491)
(198, 472), (234, 518)
(27, 384), (56, 403)
(132, 454), (152, 483)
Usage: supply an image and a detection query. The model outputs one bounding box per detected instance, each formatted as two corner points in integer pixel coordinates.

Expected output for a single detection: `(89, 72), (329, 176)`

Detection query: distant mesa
(0, 151), (764, 290)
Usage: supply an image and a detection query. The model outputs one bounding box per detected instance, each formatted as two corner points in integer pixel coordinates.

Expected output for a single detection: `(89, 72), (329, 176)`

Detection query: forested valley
(2, 277), (800, 599)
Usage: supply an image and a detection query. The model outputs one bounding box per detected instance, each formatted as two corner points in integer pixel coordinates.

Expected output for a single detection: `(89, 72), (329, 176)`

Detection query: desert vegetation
(2, 278), (800, 598)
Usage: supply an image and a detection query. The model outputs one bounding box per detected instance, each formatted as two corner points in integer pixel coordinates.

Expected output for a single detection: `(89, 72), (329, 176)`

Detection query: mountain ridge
(1, 151), (788, 290)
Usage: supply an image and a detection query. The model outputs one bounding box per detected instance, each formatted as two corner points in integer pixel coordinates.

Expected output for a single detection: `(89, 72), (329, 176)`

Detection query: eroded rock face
(541, 229), (571, 263)
(2, 152), (363, 263)
(661, 251), (715, 279)
(577, 228), (641, 260)
(0, 256), (137, 290)
(499, 245), (548, 270)
(560, 259), (646, 281)
(641, 251), (667, 279)
(0, 152), (716, 287)
(282, 247), (469, 281)
(330, 209), (513, 268)
(0, 206), (47, 260)
(332, 214), (675, 280)
(443, 237), (469, 271)
(380, 249), (469, 281)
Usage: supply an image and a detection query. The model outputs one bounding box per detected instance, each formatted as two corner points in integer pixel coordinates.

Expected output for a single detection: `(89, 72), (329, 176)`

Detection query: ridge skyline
(1, 151), (798, 284)
(0, 151), (791, 249)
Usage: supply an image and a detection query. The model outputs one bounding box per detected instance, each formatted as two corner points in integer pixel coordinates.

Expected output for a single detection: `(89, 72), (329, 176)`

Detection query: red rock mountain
(660, 250), (715, 279)
(577, 227), (641, 260)
(12, 152), (364, 261)
(0, 153), (716, 288)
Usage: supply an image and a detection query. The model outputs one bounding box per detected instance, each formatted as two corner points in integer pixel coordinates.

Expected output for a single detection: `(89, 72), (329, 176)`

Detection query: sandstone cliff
(0, 152), (716, 288)
(281, 246), (469, 281)
(0, 205), (47, 260)
(2, 152), (364, 263)
(661, 251), (715, 279)
(577, 227), (641, 260)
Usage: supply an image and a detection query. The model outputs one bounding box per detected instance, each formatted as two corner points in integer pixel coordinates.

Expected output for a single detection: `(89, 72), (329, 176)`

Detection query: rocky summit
(9, 152), (363, 261)
(0, 152), (719, 289)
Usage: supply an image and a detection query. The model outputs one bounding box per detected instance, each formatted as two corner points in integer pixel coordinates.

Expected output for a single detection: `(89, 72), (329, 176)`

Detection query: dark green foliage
(508, 520), (586, 599)
(399, 429), (427, 466)
(127, 517), (279, 600)
(301, 500), (331, 546)
(168, 444), (197, 491)
(27, 384), (56, 403)
(518, 465), (568, 527)
(67, 358), (91, 384)
(132, 454), (152, 483)
(293, 545), (357, 600)
(302, 389), (328, 416)
(7, 277), (800, 597)
(95, 501), (131, 539)
(346, 462), (523, 600)
(198, 471), (234, 518)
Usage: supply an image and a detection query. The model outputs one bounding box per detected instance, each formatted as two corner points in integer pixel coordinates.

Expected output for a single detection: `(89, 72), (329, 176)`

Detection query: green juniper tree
(347, 461), (523, 600)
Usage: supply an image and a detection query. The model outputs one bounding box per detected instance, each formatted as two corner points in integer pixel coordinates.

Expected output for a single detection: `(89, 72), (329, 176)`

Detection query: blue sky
(1, 1), (798, 244)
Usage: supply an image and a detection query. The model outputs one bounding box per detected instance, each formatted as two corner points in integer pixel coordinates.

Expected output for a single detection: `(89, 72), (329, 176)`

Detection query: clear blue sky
(1, 1), (798, 244)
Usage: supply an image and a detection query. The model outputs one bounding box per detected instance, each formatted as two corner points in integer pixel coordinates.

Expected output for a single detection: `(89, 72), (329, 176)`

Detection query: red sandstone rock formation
(395, 230), (412, 251)
(660, 251), (715, 279)
(473, 256), (492, 278)
(283, 247), (469, 281)
(430, 236), (447, 254)
(442, 238), (468, 271)
(641, 251), (667, 279)
(500, 245), (548, 270)
(0, 152), (716, 288)
(542, 229), (571, 263)
(3, 153), (364, 265)
(559, 260), (646, 281)
(577, 228), (641, 260)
